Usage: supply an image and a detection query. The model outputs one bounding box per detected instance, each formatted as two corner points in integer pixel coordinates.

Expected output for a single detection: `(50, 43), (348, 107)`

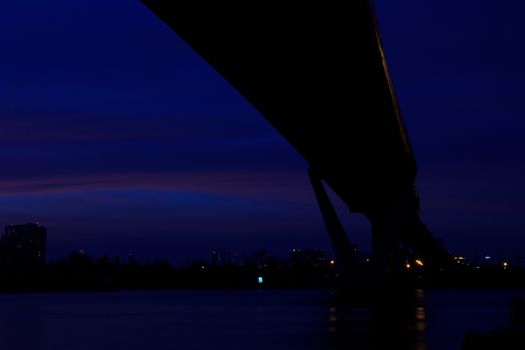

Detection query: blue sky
(1, 0), (524, 263)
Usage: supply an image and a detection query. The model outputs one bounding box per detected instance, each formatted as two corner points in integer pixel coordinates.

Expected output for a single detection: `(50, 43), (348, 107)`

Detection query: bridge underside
(142, 1), (450, 273)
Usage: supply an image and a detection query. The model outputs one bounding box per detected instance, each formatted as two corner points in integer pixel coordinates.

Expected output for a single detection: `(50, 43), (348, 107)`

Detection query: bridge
(141, 0), (450, 278)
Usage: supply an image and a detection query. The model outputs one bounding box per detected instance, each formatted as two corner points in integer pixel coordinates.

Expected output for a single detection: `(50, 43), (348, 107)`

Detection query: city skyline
(1, 1), (525, 263)
(0, 221), (518, 270)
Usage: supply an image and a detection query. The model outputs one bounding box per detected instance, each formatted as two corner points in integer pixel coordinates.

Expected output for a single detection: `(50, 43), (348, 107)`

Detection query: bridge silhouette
(141, 0), (450, 280)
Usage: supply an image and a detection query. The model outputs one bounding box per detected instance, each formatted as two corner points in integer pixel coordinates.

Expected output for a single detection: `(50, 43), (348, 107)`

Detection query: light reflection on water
(0, 289), (521, 350)
(325, 288), (427, 350)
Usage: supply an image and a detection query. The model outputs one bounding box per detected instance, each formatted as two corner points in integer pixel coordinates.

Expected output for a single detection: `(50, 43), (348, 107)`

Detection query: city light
(453, 256), (467, 265)
(258, 276), (264, 284)
(415, 259), (424, 267)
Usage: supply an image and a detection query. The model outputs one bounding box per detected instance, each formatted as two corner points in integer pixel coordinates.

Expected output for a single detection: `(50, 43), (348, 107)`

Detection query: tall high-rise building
(1, 223), (47, 268)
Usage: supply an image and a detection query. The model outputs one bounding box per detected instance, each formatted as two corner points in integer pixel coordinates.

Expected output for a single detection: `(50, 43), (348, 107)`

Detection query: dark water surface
(0, 289), (522, 350)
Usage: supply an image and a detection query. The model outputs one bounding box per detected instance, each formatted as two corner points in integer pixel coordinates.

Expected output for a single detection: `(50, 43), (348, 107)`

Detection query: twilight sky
(1, 0), (524, 264)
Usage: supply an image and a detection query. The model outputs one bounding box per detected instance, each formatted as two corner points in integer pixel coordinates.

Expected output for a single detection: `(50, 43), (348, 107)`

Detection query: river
(0, 289), (521, 350)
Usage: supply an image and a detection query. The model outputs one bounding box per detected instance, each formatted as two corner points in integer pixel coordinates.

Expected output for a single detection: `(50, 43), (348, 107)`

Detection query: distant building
(1, 223), (47, 268)
(67, 249), (92, 266)
(245, 249), (270, 268)
(290, 249), (326, 264)
(209, 249), (238, 265)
